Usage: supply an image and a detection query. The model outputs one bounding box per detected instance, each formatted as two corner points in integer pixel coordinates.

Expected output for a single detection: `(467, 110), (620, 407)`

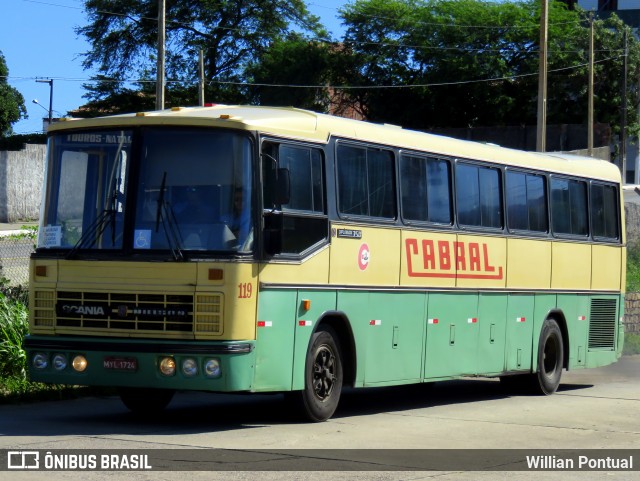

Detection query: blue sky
(1, 0), (349, 134)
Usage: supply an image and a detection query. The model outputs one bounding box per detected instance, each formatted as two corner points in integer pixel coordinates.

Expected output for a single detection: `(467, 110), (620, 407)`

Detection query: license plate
(103, 356), (138, 371)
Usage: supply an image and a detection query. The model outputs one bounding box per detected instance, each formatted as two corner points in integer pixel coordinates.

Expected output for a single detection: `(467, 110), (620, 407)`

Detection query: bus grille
(588, 298), (617, 349)
(37, 291), (223, 334)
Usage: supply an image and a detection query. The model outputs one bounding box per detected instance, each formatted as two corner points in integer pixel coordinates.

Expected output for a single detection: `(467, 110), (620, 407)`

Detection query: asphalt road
(2, 356), (639, 481)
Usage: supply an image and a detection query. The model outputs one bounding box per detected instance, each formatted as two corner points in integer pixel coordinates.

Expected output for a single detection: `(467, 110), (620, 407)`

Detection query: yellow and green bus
(26, 105), (625, 422)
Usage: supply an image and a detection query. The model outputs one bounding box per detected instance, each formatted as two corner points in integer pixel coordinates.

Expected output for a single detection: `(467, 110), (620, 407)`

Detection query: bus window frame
(504, 167), (550, 238)
(454, 159), (505, 233)
(259, 137), (330, 260)
(334, 139), (398, 224)
(590, 180), (621, 243)
(398, 149), (455, 229)
(549, 174), (591, 241)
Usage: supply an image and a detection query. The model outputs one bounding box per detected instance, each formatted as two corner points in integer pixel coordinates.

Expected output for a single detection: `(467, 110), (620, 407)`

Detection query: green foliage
(336, 0), (640, 137)
(627, 243), (640, 293)
(0, 292), (29, 379)
(0, 50), (28, 136)
(0, 376), (114, 404)
(77, 0), (327, 112)
(623, 333), (640, 356)
(0, 133), (47, 151)
(247, 35), (336, 111)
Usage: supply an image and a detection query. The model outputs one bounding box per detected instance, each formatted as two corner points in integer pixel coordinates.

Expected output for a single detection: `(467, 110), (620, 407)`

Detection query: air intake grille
(588, 298), (617, 349)
(55, 291), (196, 332)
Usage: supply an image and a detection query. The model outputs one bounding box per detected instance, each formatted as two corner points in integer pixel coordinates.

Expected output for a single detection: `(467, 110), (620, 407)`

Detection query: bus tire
(533, 318), (564, 395)
(119, 387), (175, 414)
(292, 326), (343, 422)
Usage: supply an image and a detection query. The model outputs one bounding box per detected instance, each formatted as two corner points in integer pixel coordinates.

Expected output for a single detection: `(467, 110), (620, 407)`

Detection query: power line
(3, 55), (620, 91)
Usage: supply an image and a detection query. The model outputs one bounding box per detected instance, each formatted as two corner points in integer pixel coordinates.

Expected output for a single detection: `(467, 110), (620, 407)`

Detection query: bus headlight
(33, 353), (48, 370)
(72, 355), (88, 372)
(182, 358), (198, 377)
(52, 354), (68, 371)
(204, 359), (221, 378)
(159, 357), (176, 376)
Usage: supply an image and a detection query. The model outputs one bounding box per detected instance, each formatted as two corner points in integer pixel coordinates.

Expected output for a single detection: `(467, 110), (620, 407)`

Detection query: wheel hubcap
(312, 345), (336, 401)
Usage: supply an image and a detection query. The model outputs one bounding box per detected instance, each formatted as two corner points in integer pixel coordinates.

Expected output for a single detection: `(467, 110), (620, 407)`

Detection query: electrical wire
(0, 55), (622, 90)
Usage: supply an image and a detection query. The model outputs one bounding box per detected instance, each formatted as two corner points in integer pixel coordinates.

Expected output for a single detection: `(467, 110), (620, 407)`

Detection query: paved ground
(1, 356), (639, 480)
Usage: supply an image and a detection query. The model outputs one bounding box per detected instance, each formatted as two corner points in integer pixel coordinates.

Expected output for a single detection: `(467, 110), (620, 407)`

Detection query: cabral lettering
(405, 238), (503, 280)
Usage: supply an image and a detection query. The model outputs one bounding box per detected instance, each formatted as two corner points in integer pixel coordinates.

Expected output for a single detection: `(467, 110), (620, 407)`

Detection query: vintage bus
(25, 105), (625, 422)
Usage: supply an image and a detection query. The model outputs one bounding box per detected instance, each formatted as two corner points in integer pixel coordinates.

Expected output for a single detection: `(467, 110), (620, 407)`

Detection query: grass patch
(623, 332), (640, 356)
(0, 376), (115, 404)
(627, 244), (640, 293)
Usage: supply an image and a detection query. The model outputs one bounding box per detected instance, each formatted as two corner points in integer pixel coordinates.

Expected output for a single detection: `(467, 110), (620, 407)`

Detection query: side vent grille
(33, 290), (55, 327)
(194, 294), (223, 334)
(588, 298), (617, 350)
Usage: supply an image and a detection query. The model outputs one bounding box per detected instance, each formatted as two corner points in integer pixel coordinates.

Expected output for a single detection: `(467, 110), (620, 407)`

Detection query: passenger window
(337, 144), (396, 219)
(591, 183), (619, 240)
(400, 155), (452, 225)
(456, 163), (502, 229)
(551, 178), (588, 236)
(506, 171), (548, 232)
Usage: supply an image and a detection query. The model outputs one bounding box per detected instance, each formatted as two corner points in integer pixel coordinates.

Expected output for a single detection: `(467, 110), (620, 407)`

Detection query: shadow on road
(1, 376), (600, 438)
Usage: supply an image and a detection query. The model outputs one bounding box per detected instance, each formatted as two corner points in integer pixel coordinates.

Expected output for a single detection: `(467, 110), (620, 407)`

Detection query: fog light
(33, 353), (48, 369)
(52, 354), (67, 371)
(182, 358), (198, 377)
(204, 359), (221, 378)
(72, 355), (88, 372)
(159, 357), (176, 376)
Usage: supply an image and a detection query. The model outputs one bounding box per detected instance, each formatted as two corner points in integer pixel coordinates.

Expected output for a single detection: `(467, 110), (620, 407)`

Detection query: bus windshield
(38, 128), (254, 254)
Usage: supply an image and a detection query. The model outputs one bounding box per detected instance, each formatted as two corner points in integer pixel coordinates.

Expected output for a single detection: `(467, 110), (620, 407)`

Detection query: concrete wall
(0, 144), (45, 222)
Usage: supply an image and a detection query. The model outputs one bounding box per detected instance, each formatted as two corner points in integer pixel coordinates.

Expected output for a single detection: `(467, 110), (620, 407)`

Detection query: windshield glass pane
(134, 129), (254, 252)
(38, 130), (132, 249)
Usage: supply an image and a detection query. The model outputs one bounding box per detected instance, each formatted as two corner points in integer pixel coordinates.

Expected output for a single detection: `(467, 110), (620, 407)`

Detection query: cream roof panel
(50, 104), (621, 183)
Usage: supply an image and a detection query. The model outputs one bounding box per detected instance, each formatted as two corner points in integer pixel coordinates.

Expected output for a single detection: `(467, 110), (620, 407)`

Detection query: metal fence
(0, 231), (36, 287)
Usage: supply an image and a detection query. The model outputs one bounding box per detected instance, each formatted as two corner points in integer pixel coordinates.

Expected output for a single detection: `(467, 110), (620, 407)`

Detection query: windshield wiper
(155, 172), (185, 261)
(65, 207), (115, 259)
(66, 145), (126, 259)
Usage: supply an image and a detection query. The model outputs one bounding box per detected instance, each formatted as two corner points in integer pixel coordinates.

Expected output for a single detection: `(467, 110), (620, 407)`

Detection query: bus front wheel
(290, 326), (343, 422)
(119, 387), (175, 414)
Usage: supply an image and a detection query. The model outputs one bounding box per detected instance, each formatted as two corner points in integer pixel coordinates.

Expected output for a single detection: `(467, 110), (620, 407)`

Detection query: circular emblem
(358, 243), (370, 271)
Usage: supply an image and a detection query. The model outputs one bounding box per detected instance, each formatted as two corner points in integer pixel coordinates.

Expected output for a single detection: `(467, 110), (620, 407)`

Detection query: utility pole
(588, 14), (595, 157)
(199, 49), (205, 107)
(35, 78), (53, 128)
(536, 0), (548, 152)
(156, 0), (166, 110)
(621, 29), (628, 182)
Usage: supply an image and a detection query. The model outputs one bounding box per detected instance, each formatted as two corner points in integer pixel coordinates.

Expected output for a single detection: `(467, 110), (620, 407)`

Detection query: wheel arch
(314, 311), (357, 388)
(545, 309), (570, 370)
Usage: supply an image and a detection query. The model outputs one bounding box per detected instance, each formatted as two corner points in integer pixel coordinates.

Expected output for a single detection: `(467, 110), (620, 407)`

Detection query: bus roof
(50, 104), (621, 183)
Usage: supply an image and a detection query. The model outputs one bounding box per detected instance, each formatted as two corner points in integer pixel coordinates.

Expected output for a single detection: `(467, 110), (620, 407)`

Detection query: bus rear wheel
(533, 318), (564, 395)
(289, 326), (343, 422)
(500, 318), (564, 395)
(119, 387), (175, 414)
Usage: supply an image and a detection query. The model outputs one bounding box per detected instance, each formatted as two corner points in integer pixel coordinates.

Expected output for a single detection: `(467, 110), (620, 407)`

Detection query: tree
(0, 51), (27, 137)
(77, 0), (326, 113)
(246, 35), (339, 111)
(335, 0), (640, 139)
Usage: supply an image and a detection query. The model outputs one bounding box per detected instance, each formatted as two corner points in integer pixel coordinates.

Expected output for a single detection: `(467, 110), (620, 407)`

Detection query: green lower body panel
(25, 335), (256, 392)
